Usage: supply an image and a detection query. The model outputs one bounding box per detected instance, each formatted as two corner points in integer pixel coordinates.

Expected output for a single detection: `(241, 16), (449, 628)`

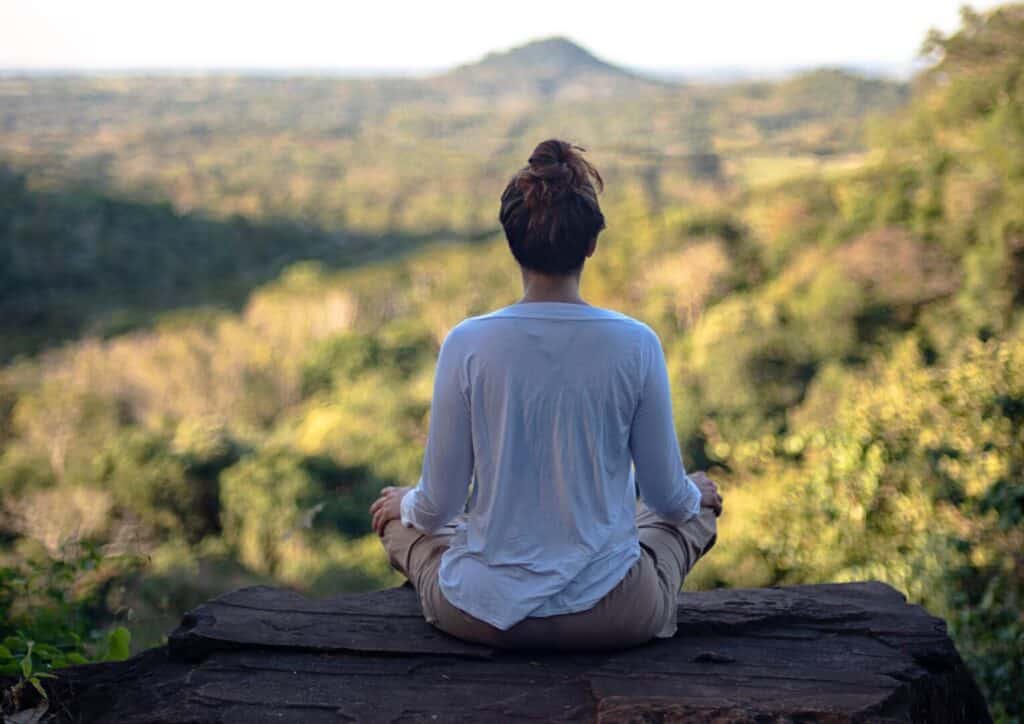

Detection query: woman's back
(400, 301), (702, 630)
(373, 138), (718, 649)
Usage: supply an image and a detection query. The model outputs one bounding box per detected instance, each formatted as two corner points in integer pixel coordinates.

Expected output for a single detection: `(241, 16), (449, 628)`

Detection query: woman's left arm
(371, 329), (473, 536)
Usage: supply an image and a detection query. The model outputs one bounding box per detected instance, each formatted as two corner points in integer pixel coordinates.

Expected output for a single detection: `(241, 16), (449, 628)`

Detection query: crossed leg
(379, 499), (717, 650)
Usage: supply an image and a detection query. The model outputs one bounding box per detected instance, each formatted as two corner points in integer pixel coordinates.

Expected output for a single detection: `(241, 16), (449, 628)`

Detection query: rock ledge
(42, 581), (991, 723)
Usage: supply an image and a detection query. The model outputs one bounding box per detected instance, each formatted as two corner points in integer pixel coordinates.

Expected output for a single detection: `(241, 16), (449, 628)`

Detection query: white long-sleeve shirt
(399, 301), (702, 631)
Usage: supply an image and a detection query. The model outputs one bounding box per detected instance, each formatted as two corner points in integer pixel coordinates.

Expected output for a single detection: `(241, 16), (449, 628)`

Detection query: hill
(430, 35), (666, 100)
(0, 59), (906, 359)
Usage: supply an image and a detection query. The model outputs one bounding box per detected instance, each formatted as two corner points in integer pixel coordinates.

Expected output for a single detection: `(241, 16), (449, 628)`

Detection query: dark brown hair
(499, 139), (606, 275)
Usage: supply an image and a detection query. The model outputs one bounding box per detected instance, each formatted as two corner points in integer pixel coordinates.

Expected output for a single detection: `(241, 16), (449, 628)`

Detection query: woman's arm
(397, 329), (474, 535)
(629, 328), (702, 523)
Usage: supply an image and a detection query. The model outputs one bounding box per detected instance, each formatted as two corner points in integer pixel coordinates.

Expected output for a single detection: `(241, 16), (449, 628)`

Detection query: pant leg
(379, 516), (513, 645)
(379, 518), (459, 616)
(479, 501), (719, 648)
(379, 503), (717, 650)
(379, 516), (643, 649)
(423, 501), (718, 651)
(427, 550), (666, 651)
(636, 499), (718, 638)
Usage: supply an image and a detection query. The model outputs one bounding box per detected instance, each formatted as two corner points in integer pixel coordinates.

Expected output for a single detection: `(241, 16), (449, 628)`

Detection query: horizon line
(0, 58), (922, 82)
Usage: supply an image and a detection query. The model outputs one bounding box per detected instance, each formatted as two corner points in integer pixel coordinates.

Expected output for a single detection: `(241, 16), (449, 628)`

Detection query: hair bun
(516, 139), (604, 226)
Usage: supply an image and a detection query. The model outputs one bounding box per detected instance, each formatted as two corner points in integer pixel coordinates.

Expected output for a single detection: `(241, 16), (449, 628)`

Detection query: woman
(369, 139), (722, 651)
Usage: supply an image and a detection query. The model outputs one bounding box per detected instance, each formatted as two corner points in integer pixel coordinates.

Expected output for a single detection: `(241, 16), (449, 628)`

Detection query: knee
(697, 508), (718, 555)
(380, 520), (424, 577)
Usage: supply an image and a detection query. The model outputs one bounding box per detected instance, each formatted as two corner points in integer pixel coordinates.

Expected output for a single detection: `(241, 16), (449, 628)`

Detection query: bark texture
(35, 581), (991, 723)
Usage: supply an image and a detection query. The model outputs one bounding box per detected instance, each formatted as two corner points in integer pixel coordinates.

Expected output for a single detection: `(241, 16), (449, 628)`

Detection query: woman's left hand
(370, 486), (413, 535)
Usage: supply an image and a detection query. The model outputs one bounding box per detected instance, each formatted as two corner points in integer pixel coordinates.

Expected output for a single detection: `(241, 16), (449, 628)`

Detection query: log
(34, 581), (991, 723)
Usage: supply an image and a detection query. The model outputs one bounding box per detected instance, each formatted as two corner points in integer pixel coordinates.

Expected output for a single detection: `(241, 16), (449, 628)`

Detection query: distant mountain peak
(436, 35), (660, 100)
(472, 36), (615, 71)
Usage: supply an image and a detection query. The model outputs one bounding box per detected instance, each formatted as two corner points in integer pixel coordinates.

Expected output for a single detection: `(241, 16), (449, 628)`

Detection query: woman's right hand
(690, 471), (723, 517)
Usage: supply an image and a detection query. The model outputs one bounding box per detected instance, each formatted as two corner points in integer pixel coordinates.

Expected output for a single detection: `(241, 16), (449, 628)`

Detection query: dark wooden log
(32, 581), (990, 723)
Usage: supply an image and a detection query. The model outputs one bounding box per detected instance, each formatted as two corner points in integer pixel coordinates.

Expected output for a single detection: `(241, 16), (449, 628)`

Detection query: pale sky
(0, 0), (1007, 74)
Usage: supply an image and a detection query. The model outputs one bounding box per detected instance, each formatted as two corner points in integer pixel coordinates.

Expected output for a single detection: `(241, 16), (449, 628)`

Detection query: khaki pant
(379, 499), (717, 651)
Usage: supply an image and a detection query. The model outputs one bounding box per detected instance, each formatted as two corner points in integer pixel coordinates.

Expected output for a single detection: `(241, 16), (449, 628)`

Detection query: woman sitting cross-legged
(369, 138), (722, 651)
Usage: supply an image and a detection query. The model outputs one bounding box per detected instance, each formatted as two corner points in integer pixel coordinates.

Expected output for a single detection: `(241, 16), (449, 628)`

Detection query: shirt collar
(479, 302), (630, 321)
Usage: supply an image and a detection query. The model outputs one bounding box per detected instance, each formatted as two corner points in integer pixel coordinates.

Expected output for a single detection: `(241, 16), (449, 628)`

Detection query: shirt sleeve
(629, 328), (702, 524)
(400, 328), (474, 535)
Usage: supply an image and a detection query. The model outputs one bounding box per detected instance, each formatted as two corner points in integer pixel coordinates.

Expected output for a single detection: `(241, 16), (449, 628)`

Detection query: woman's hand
(370, 486), (414, 535)
(690, 471), (723, 517)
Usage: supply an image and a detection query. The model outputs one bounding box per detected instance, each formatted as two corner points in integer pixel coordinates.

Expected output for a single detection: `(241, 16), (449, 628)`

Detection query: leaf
(66, 652), (88, 665)
(20, 652), (32, 678)
(103, 627), (131, 662)
(32, 643), (60, 660)
(0, 644), (12, 658)
(29, 676), (48, 699)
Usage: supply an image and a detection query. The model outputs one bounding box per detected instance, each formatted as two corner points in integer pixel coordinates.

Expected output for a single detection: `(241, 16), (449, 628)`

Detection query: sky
(0, 0), (1008, 76)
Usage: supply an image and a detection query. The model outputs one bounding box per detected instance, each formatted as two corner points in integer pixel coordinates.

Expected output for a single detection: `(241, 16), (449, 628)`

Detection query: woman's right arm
(628, 328), (703, 523)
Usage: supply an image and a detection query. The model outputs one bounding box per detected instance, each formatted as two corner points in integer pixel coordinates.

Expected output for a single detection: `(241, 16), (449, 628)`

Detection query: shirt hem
(436, 541), (642, 631)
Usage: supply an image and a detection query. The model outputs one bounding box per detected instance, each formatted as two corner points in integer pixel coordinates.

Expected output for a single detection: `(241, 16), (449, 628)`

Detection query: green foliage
(783, 329), (1022, 720)
(219, 449), (387, 577)
(681, 295), (818, 442)
(302, 333), (381, 396)
(87, 429), (231, 543)
(0, 542), (136, 707)
(0, 57), (908, 362)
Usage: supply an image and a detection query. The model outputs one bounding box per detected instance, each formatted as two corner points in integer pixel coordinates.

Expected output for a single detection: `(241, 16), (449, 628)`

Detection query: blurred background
(1, 1), (1021, 718)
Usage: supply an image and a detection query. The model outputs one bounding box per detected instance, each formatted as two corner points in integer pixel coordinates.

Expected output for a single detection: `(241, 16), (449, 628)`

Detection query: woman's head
(499, 139), (606, 276)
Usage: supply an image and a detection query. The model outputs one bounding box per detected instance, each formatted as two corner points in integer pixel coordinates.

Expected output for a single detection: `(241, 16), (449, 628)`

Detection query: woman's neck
(517, 268), (588, 305)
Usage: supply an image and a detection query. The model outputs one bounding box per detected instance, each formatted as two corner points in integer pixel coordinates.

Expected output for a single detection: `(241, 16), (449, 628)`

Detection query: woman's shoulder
(443, 305), (659, 351)
(457, 303), (650, 326)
